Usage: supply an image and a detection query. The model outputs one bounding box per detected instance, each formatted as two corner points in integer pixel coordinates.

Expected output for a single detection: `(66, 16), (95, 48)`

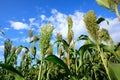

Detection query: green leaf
(78, 43), (96, 67)
(0, 30), (5, 36)
(107, 20), (109, 25)
(100, 44), (120, 62)
(100, 44), (114, 53)
(45, 55), (71, 75)
(54, 39), (69, 47)
(108, 61), (120, 80)
(6, 53), (15, 64)
(15, 75), (24, 80)
(0, 62), (24, 79)
(54, 39), (70, 52)
(96, 0), (110, 9)
(96, 17), (105, 24)
(76, 35), (93, 43)
(76, 35), (89, 41)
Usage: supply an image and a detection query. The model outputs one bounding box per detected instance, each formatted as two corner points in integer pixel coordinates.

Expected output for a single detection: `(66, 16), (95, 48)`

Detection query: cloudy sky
(0, 0), (120, 61)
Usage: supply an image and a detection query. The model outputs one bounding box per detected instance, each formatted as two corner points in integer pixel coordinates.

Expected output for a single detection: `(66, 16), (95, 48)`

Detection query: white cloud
(9, 21), (29, 30)
(0, 35), (4, 39)
(40, 9), (120, 44)
(20, 37), (30, 43)
(0, 45), (4, 51)
(11, 38), (19, 42)
(8, 9), (120, 46)
(11, 37), (30, 43)
(4, 27), (10, 30)
(71, 11), (87, 38)
(29, 18), (39, 28)
(29, 18), (35, 23)
(22, 18), (26, 22)
(45, 9), (68, 38)
(100, 18), (120, 44)
(0, 56), (4, 62)
(0, 46), (4, 61)
(40, 15), (46, 21)
(19, 31), (24, 34)
(40, 9), (87, 39)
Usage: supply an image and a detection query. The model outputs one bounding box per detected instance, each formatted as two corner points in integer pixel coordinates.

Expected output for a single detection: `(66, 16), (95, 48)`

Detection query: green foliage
(45, 55), (71, 75)
(1, 9), (120, 80)
(4, 39), (12, 63)
(96, 17), (105, 24)
(0, 62), (24, 80)
(108, 61), (120, 80)
(96, 0), (120, 20)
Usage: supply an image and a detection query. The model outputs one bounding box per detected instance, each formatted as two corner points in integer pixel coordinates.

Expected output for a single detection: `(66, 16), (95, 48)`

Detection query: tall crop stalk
(67, 16), (73, 69)
(4, 39), (12, 63)
(38, 24), (54, 80)
(84, 10), (112, 80)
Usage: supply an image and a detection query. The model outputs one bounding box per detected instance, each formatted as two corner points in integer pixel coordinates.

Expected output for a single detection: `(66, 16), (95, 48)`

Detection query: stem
(38, 55), (43, 80)
(38, 65), (41, 80)
(74, 50), (78, 75)
(100, 51), (111, 80)
(97, 44), (111, 80)
(79, 50), (83, 67)
(94, 69), (97, 80)
(67, 52), (70, 69)
(114, 3), (120, 21)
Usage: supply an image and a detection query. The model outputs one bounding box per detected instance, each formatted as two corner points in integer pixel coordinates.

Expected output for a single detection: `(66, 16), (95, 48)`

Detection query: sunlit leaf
(108, 61), (120, 80)
(96, 0), (110, 9)
(45, 55), (71, 75)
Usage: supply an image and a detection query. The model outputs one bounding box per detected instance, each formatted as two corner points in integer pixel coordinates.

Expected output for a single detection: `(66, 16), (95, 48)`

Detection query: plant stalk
(114, 3), (120, 21)
(67, 52), (70, 69)
(38, 55), (43, 80)
(100, 51), (111, 80)
(97, 44), (111, 80)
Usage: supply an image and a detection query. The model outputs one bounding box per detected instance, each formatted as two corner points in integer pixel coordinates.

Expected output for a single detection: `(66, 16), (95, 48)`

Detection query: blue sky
(0, 0), (120, 61)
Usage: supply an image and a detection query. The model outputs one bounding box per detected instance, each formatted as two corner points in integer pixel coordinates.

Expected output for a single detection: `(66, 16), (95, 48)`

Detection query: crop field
(0, 0), (120, 80)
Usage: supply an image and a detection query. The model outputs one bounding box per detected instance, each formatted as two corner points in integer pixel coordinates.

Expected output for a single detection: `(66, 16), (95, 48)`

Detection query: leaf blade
(45, 55), (71, 75)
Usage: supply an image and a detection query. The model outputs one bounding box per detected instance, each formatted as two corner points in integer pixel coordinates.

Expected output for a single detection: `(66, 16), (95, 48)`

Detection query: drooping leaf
(15, 45), (23, 54)
(54, 39), (70, 52)
(76, 35), (94, 43)
(96, 17), (105, 24)
(76, 35), (89, 41)
(0, 30), (5, 36)
(54, 39), (69, 47)
(45, 55), (71, 75)
(0, 62), (24, 79)
(96, 0), (110, 9)
(108, 61), (120, 80)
